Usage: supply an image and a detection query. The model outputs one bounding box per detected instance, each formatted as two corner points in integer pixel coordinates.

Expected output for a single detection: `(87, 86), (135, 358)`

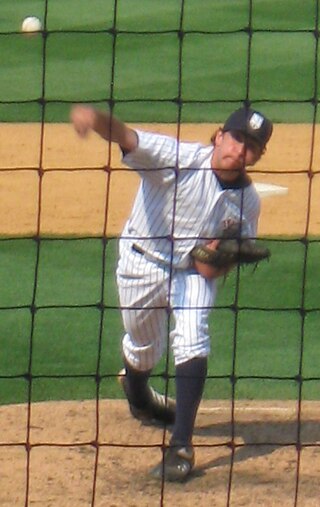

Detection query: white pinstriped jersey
(122, 129), (261, 269)
(117, 129), (261, 368)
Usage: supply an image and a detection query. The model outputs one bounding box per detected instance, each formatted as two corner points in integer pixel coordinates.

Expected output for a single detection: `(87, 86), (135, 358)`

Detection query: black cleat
(150, 444), (195, 482)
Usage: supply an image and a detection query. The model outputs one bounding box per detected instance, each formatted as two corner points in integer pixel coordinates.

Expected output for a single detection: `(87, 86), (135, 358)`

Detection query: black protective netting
(0, 1), (319, 506)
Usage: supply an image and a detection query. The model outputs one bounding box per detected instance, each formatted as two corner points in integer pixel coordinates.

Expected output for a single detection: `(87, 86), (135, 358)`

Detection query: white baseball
(21, 16), (42, 33)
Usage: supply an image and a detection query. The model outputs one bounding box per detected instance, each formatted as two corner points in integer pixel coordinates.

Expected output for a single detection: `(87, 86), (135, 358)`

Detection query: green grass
(0, 237), (319, 404)
(0, 0), (319, 122)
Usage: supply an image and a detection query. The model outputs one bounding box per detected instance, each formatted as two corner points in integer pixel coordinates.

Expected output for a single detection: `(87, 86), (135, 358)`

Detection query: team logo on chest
(222, 218), (238, 230)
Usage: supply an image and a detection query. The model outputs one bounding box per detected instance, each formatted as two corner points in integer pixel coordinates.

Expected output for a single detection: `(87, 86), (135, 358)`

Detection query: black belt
(132, 243), (145, 255)
(131, 243), (169, 268)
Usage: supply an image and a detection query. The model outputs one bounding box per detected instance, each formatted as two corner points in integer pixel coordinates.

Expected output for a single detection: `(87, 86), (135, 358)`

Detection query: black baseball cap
(222, 107), (273, 149)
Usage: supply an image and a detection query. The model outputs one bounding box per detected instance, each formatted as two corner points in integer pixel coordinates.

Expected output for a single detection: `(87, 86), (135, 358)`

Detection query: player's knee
(122, 335), (165, 370)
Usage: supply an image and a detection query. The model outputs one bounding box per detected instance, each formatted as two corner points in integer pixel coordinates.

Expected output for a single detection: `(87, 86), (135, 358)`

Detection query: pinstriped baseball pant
(116, 241), (217, 371)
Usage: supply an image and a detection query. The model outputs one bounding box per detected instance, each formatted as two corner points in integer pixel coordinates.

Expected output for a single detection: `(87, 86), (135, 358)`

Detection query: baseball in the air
(21, 16), (42, 34)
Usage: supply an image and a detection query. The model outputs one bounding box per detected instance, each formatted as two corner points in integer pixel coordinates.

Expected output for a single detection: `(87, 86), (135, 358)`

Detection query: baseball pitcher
(71, 105), (273, 482)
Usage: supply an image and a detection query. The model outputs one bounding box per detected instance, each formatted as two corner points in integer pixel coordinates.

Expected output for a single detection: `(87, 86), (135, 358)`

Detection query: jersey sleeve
(122, 130), (179, 170)
(244, 186), (261, 237)
(122, 129), (207, 178)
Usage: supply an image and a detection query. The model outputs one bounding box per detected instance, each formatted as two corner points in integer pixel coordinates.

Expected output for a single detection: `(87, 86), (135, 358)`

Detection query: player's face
(211, 130), (262, 173)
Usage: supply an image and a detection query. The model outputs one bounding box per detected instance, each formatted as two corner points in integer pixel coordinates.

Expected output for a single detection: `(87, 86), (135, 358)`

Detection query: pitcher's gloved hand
(191, 224), (271, 271)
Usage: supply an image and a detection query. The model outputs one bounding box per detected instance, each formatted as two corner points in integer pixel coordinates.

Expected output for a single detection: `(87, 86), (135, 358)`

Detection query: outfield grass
(0, 237), (319, 404)
(0, 0), (319, 122)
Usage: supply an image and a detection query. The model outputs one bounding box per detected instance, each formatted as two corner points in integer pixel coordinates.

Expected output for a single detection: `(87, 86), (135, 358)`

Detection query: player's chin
(221, 157), (245, 172)
(217, 165), (244, 181)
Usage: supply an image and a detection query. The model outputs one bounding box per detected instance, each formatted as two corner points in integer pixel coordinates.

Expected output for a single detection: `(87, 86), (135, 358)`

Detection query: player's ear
(213, 129), (224, 147)
(250, 146), (264, 165)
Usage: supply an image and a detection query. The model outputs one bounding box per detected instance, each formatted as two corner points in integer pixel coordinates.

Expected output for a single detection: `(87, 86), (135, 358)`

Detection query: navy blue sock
(171, 357), (207, 446)
(124, 360), (151, 409)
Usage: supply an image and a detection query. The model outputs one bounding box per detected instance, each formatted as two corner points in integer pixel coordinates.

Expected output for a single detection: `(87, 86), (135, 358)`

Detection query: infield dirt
(1, 123), (320, 236)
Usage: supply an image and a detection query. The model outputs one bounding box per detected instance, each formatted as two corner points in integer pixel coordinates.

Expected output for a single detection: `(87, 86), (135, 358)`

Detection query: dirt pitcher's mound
(0, 123), (319, 236)
(1, 399), (319, 507)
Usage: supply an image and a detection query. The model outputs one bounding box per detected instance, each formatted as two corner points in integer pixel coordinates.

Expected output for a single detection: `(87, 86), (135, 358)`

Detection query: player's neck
(213, 168), (242, 181)
(213, 169), (252, 189)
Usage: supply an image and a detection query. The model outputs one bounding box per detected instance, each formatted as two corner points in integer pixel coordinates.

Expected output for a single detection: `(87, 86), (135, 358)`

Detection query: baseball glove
(191, 224), (270, 270)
